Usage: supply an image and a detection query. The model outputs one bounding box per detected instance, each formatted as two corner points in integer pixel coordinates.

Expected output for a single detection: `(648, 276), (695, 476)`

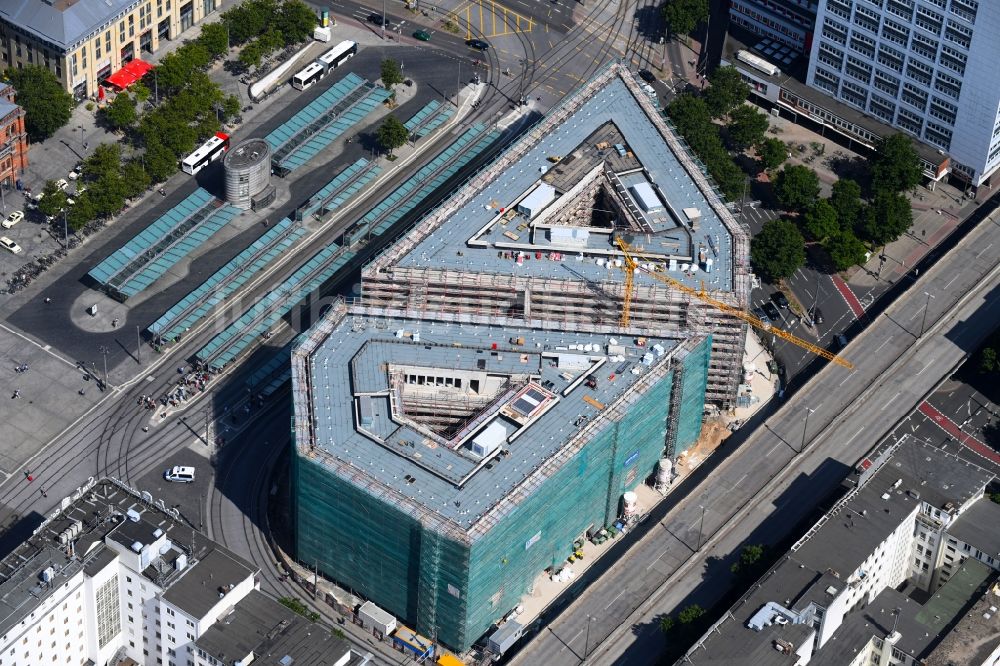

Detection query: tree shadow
(825, 152), (871, 190)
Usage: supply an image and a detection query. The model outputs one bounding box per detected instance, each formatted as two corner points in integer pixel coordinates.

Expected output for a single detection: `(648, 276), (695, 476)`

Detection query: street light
(801, 407), (815, 453)
(918, 291), (934, 338)
(583, 615), (597, 661)
(696, 504), (707, 552)
(98, 345), (109, 389)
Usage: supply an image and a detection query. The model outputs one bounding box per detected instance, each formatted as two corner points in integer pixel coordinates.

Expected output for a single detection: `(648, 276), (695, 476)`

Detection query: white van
(164, 466), (195, 483)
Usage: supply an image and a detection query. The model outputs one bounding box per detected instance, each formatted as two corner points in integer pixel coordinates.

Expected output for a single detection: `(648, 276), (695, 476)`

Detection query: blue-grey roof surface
(0, 98), (18, 120)
(387, 73), (736, 292)
(305, 307), (680, 531)
(1, 0), (136, 50)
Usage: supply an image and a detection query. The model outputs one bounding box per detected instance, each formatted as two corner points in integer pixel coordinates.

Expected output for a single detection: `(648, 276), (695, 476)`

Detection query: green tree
(222, 0), (274, 45)
(990, 490), (1000, 505)
(278, 597), (320, 622)
(66, 193), (96, 231)
(238, 41), (265, 69)
(829, 178), (863, 232)
(730, 544), (766, 576)
(144, 140), (178, 183)
(871, 133), (922, 193)
(101, 92), (137, 131)
(756, 137), (787, 171)
(726, 105), (768, 150)
(677, 605), (705, 625)
(377, 116), (409, 155)
(276, 0), (319, 45)
(4, 65), (74, 141)
(83, 143), (123, 182)
(662, 0), (709, 36)
(774, 164), (820, 212)
(221, 95), (241, 121)
(198, 22), (230, 59)
(751, 217), (806, 282)
(659, 616), (675, 634)
(666, 94), (712, 137)
(121, 160), (152, 199)
(89, 175), (128, 218)
(380, 58), (405, 89)
(979, 347), (998, 374)
(131, 81), (151, 103)
(825, 230), (869, 271)
(802, 199), (839, 242)
(704, 66), (750, 119)
(858, 188), (912, 245)
(37, 180), (68, 218)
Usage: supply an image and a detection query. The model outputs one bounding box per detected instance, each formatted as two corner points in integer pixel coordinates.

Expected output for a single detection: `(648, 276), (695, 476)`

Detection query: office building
(729, 0), (819, 54)
(292, 301), (712, 650)
(0, 0), (220, 100)
(681, 440), (1000, 665)
(806, 0), (1000, 185)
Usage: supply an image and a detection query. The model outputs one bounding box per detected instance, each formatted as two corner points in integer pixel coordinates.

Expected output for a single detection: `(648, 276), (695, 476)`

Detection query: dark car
(809, 306), (824, 325)
(638, 69), (656, 84)
(752, 305), (768, 322)
(414, 30), (431, 41)
(466, 39), (490, 51)
(762, 302), (781, 322)
(771, 291), (790, 309)
(368, 13), (388, 26)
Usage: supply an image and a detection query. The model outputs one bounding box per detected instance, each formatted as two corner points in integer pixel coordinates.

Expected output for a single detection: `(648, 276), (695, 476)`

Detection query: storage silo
(223, 138), (271, 210)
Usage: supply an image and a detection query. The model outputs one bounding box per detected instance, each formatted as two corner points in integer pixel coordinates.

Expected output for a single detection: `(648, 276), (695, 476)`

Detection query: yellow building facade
(0, 0), (220, 100)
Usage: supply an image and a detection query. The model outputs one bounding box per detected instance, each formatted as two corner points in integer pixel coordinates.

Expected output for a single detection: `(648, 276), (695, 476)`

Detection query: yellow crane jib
(613, 238), (854, 370)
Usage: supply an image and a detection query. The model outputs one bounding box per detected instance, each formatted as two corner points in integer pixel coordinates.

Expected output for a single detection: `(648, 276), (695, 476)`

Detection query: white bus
(317, 40), (358, 72)
(180, 132), (230, 175)
(291, 62), (326, 90)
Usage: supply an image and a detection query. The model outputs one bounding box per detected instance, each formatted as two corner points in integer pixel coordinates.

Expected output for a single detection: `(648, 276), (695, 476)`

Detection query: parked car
(809, 307), (824, 325)
(413, 30), (431, 41)
(466, 39), (490, 51)
(771, 291), (790, 309)
(752, 305), (768, 322)
(367, 13), (389, 26)
(2, 211), (24, 229)
(638, 69), (656, 83)
(54, 178), (69, 190)
(164, 466), (196, 483)
(834, 333), (848, 350)
(762, 301), (781, 322)
(0, 236), (22, 254)
(68, 170), (79, 181)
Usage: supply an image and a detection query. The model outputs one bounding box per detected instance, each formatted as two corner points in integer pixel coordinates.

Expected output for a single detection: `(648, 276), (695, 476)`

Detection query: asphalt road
(508, 210), (1000, 665)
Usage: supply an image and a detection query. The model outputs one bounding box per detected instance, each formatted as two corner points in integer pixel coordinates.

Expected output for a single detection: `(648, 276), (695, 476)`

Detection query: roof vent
(152, 528), (163, 539)
(131, 541), (143, 553)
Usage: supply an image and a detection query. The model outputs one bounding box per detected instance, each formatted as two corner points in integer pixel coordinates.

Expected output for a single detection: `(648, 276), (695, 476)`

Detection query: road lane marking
(943, 273), (960, 290)
(881, 392), (900, 411)
(874, 336), (893, 353)
(850, 426), (865, 441)
(559, 628), (583, 652)
(839, 373), (853, 386)
(605, 588), (626, 610)
(975, 243), (993, 259)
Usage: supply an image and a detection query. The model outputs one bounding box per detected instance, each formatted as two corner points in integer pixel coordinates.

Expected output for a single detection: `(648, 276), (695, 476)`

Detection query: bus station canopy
(105, 59), (152, 90)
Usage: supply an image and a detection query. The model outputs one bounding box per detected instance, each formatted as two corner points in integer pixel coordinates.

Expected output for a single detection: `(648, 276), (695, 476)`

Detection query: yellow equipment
(615, 238), (854, 370)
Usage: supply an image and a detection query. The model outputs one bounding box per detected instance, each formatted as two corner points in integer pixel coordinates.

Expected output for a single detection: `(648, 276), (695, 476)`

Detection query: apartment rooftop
(0, 479), (256, 638)
(293, 301), (696, 538)
(948, 497), (1000, 559)
(196, 590), (367, 666)
(366, 63), (748, 298)
(924, 576), (1000, 666)
(1, 0), (138, 50)
(680, 442), (996, 664)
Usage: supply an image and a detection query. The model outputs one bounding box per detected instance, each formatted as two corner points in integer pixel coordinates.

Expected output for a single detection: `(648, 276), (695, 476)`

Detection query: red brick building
(0, 82), (27, 190)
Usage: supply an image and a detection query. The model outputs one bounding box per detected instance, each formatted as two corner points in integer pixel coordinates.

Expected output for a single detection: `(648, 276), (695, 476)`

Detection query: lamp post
(918, 291), (934, 338)
(696, 504), (706, 551)
(583, 615), (597, 661)
(98, 345), (109, 389)
(801, 407), (815, 453)
(136, 325), (142, 364)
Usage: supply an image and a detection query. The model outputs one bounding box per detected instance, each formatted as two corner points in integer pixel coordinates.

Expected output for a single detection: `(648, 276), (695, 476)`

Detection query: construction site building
(291, 301), (711, 650)
(360, 63), (751, 408)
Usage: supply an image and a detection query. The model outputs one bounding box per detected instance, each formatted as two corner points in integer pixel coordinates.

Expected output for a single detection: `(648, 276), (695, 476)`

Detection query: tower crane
(615, 238), (854, 370)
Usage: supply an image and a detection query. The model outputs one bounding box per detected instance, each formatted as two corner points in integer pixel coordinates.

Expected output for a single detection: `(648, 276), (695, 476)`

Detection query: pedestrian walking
(44, 297), (51, 304)
(11, 390), (20, 399)
(40, 486), (47, 498)
(111, 318), (119, 328)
